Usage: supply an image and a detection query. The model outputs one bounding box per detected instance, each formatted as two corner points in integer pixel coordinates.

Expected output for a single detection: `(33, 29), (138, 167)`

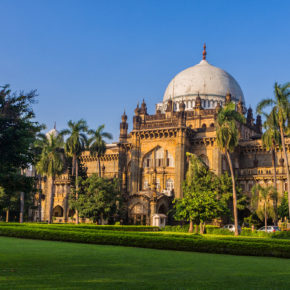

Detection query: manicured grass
(0, 237), (290, 289)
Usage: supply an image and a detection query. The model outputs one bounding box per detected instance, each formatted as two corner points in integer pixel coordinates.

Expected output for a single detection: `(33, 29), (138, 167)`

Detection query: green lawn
(0, 237), (289, 289)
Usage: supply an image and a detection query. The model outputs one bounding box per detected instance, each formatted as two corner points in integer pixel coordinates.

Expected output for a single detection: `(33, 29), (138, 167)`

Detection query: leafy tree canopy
(174, 153), (230, 225)
(69, 174), (120, 223)
(0, 85), (42, 176)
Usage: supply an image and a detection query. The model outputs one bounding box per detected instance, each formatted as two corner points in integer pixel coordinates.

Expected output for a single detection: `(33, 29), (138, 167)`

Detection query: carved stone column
(175, 128), (186, 198)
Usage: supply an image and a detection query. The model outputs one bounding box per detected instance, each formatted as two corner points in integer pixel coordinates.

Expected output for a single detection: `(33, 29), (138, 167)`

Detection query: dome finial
(202, 43), (207, 60)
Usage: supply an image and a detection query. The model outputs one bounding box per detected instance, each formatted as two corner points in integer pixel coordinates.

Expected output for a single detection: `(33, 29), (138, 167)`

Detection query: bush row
(0, 223), (159, 232)
(271, 230), (290, 239)
(0, 225), (289, 258)
(162, 225), (275, 238)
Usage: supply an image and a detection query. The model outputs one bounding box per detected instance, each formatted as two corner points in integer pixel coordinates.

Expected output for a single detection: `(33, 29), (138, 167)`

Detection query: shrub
(240, 228), (270, 237)
(0, 223), (159, 232)
(205, 226), (233, 235)
(271, 230), (290, 240)
(0, 224), (289, 258)
(162, 225), (190, 232)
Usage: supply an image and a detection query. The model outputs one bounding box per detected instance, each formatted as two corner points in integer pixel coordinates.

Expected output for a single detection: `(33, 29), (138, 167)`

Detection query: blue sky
(1, 0), (289, 140)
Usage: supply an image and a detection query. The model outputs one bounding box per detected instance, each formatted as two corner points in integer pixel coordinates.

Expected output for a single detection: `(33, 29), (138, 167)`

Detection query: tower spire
(202, 43), (207, 60)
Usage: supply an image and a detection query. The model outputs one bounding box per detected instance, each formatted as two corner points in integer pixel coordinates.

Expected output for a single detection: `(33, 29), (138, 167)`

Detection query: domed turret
(161, 45), (244, 111)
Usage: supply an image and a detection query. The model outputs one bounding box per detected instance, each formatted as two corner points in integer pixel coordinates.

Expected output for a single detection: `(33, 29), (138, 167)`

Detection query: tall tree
(0, 85), (42, 222)
(251, 184), (277, 229)
(257, 82), (290, 217)
(69, 174), (120, 224)
(174, 153), (228, 234)
(35, 133), (65, 223)
(88, 125), (112, 177)
(216, 102), (245, 236)
(61, 119), (88, 224)
(260, 110), (281, 224)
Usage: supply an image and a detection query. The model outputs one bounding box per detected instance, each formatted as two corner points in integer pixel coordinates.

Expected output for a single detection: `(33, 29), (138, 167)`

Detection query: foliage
(35, 133), (65, 178)
(69, 174), (120, 223)
(0, 85), (42, 175)
(35, 133), (65, 223)
(0, 85), (42, 219)
(216, 101), (245, 236)
(256, 82), (290, 217)
(88, 124), (112, 176)
(61, 119), (88, 176)
(216, 102), (245, 154)
(61, 119), (88, 158)
(243, 213), (262, 228)
(271, 231), (290, 240)
(261, 110), (281, 151)
(0, 224), (290, 258)
(278, 192), (289, 219)
(174, 153), (228, 228)
(251, 184), (277, 225)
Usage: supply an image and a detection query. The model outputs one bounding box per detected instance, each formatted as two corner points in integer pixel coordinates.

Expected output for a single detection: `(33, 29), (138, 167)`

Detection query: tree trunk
(72, 154), (76, 176)
(225, 150), (239, 236)
(98, 159), (101, 177)
(75, 159), (79, 224)
(38, 179), (42, 222)
(272, 148), (278, 225)
(199, 222), (204, 234)
(48, 177), (55, 224)
(6, 209), (9, 222)
(280, 124), (290, 218)
(195, 224), (198, 234)
(19, 191), (24, 223)
(189, 220), (193, 233)
(265, 201), (267, 230)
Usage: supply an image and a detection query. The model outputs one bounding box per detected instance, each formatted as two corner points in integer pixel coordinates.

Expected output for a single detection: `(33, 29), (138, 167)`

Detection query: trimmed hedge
(271, 230), (290, 240)
(0, 225), (289, 258)
(162, 225), (190, 232)
(0, 223), (159, 232)
(163, 225), (273, 237)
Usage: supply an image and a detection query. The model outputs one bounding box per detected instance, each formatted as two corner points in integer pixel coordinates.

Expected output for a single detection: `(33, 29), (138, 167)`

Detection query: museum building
(36, 45), (289, 225)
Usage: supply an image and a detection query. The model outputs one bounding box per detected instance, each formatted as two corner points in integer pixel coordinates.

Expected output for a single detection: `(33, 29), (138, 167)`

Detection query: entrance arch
(52, 205), (64, 217)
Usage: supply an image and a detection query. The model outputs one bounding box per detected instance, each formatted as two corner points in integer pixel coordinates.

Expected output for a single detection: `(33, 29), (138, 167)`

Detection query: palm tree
(257, 82), (290, 217)
(216, 102), (245, 236)
(35, 133), (65, 224)
(88, 125), (112, 177)
(261, 110), (281, 224)
(61, 119), (88, 224)
(251, 184), (277, 229)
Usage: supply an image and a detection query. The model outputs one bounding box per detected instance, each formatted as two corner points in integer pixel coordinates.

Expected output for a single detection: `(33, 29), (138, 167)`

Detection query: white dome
(46, 128), (59, 138)
(163, 59), (244, 104)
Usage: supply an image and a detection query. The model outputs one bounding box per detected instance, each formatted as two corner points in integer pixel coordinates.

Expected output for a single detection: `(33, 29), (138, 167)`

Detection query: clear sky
(1, 0), (289, 141)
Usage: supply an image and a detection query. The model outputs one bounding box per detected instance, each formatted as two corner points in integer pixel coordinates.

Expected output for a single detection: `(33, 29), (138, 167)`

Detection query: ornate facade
(35, 46), (289, 225)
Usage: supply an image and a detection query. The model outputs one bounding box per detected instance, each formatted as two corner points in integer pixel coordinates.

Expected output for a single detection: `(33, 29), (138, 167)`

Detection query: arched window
(155, 147), (164, 167)
(210, 123), (215, 128)
(143, 151), (153, 168)
(143, 180), (149, 190)
(202, 124), (207, 130)
(166, 152), (174, 167)
(53, 205), (63, 217)
(166, 178), (174, 191)
(156, 178), (161, 190)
